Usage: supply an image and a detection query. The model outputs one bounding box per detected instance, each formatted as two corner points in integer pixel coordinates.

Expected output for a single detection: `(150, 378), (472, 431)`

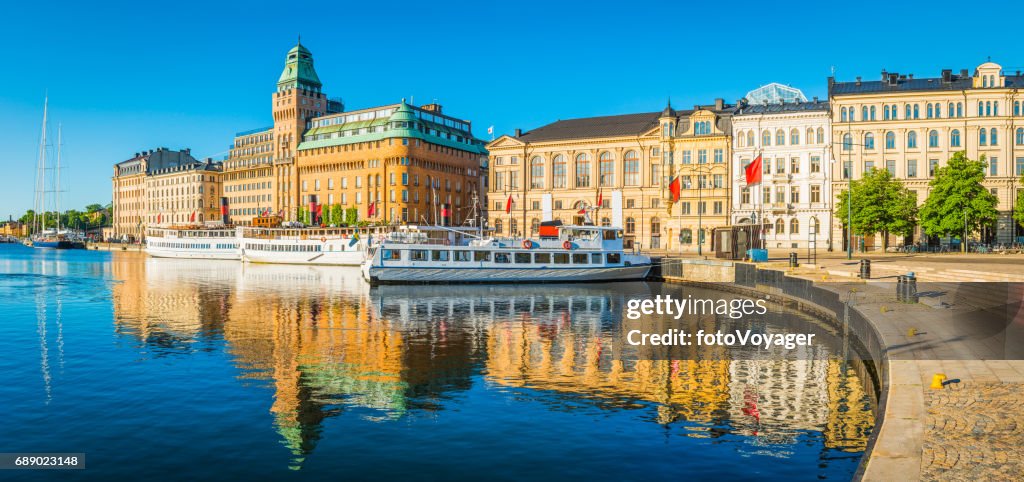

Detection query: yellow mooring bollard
(907, 328), (917, 337)
(930, 373), (947, 389)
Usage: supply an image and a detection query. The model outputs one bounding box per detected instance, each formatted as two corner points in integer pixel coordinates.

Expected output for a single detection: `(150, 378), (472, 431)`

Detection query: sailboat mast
(56, 123), (62, 232)
(37, 96), (48, 233)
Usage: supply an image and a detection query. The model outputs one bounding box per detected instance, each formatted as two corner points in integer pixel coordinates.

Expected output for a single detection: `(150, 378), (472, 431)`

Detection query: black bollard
(859, 259), (871, 279)
(896, 275), (906, 302)
(789, 252), (798, 268)
(906, 273), (917, 303)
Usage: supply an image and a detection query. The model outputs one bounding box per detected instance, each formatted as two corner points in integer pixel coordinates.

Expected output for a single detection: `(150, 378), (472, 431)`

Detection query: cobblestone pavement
(922, 382), (1024, 481)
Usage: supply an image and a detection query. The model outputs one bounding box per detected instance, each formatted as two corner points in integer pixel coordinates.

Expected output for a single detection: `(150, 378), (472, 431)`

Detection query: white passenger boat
(239, 226), (372, 266)
(145, 226), (241, 260)
(361, 222), (652, 285)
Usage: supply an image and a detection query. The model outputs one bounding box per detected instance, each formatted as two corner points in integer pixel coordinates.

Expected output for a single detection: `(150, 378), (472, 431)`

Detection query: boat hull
(243, 250), (364, 266)
(32, 240), (85, 249)
(363, 264), (652, 285)
(145, 247), (240, 260)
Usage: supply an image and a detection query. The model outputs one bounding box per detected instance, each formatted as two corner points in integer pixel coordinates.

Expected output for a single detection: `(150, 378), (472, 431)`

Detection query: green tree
(344, 207), (358, 226)
(85, 204), (103, 214)
(328, 204), (343, 225)
(1014, 176), (1024, 240)
(919, 152), (998, 248)
(297, 206), (309, 224)
(834, 167), (918, 250)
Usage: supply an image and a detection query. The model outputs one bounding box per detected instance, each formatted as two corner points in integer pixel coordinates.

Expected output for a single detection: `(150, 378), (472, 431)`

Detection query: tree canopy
(919, 152), (998, 239)
(834, 167), (918, 247)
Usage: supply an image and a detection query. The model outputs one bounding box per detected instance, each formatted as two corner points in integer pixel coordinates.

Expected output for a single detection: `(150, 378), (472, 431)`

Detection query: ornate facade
(829, 61), (1024, 249)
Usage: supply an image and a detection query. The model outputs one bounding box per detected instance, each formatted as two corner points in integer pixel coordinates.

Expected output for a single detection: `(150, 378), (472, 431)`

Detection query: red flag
(577, 208), (587, 215)
(368, 202), (376, 217)
(157, 213), (162, 224)
(668, 176), (681, 202)
(190, 211), (196, 222)
(505, 194), (513, 214)
(745, 155), (763, 185)
(596, 188), (603, 207)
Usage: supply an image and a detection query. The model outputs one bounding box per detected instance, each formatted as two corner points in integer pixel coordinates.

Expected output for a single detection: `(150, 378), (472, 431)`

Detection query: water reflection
(109, 254), (874, 472)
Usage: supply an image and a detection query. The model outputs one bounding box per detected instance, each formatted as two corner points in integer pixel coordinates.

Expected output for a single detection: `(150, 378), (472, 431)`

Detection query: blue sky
(2, 0), (1023, 217)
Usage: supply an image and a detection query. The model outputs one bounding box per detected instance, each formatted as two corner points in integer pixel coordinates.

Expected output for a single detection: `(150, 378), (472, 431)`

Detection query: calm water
(0, 244), (874, 481)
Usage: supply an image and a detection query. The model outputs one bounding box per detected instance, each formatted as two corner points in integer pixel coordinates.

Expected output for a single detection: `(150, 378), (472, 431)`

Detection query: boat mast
(36, 96), (48, 233)
(56, 123), (62, 233)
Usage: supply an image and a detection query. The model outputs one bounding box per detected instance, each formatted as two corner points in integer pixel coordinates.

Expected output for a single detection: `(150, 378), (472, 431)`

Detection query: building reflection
(110, 260), (874, 468)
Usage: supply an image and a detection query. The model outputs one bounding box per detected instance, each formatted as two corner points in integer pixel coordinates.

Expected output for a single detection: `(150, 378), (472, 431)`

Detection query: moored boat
(145, 226), (240, 260)
(361, 221), (652, 285)
(240, 226), (371, 266)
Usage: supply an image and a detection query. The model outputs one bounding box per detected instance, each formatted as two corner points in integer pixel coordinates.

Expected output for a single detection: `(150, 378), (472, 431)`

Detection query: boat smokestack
(220, 197), (230, 225)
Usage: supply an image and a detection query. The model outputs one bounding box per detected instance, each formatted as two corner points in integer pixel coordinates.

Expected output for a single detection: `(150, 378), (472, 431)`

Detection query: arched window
(552, 155), (567, 188)
(957, 102), (963, 117)
(905, 105), (912, 119)
(494, 219), (503, 235)
(738, 131), (746, 147)
(680, 228), (692, 244)
(980, 129), (988, 146)
(575, 153), (591, 188)
(530, 156), (545, 189)
(870, 106), (876, 120)
(531, 218), (539, 235)
(927, 103), (934, 118)
(791, 128), (800, 145)
(598, 152), (614, 187)
(776, 129), (785, 145)
(601, 217), (611, 227)
(913, 104), (920, 119)
(891, 105), (898, 119)
(990, 128), (998, 146)
(951, 129), (961, 147)
(907, 131), (918, 148)
(840, 107), (847, 122)
(986, 101), (992, 116)
(650, 217), (660, 235)
(842, 133), (852, 151)
(510, 218), (518, 236)
(885, 131), (896, 149)
(790, 218), (799, 234)
(811, 217), (820, 235)
(775, 218), (785, 234)
(623, 150), (640, 186)
(948, 102), (955, 117)
(806, 128), (815, 144)
(928, 130), (939, 148)
(1016, 101), (1021, 116)
(933, 103), (941, 118)
(994, 101), (999, 116)
(884, 106), (890, 120)
(1017, 128), (1024, 146)
(864, 132), (875, 150)
(817, 127), (825, 144)
(762, 130), (772, 146)
(862, 106), (868, 120)
(625, 217), (636, 234)
(979, 101), (984, 116)
(746, 131), (754, 146)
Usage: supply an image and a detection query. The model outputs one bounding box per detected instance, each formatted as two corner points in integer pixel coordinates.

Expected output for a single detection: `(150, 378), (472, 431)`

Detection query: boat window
(474, 251), (491, 262)
(382, 249), (402, 260)
(553, 253), (569, 264)
(606, 253), (621, 264)
(410, 250), (428, 261)
(534, 253), (551, 263)
(432, 250), (449, 261)
(454, 250), (471, 262)
(603, 230), (617, 241)
(494, 253), (511, 263)
(591, 253), (602, 264)
(514, 253), (531, 263)
(572, 253), (589, 264)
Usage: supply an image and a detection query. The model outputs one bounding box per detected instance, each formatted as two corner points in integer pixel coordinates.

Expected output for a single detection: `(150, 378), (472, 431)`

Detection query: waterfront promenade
(665, 253), (1024, 481)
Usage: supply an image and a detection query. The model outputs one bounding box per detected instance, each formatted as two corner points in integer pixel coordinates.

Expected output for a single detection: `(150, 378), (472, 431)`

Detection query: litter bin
(747, 249), (768, 262)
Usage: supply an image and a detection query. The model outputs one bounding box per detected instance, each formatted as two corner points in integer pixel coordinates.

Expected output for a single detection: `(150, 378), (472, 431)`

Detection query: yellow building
(829, 61), (1024, 248)
(145, 159), (224, 226)
(223, 127), (275, 225)
(112, 148), (198, 241)
(1, 222), (29, 237)
(487, 100), (734, 253)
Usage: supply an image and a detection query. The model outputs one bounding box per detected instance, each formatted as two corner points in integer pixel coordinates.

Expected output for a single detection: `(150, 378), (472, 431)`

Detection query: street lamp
(691, 164), (713, 257)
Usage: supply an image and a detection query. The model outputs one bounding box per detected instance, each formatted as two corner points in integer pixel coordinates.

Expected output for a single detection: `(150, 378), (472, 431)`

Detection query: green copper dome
(388, 100), (417, 123)
(277, 41), (322, 90)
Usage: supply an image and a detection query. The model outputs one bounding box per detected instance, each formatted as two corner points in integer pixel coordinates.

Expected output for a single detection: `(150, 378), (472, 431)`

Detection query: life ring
(522, 240), (532, 249)
(320, 237), (327, 243)
(563, 241), (573, 250)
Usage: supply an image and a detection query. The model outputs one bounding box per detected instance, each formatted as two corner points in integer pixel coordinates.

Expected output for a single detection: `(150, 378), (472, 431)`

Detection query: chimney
(812, 96), (819, 103)
(908, 74), (914, 79)
(942, 69), (952, 83)
(881, 69), (888, 81)
(714, 98), (724, 110)
(960, 69), (969, 77)
(855, 76), (862, 86)
(421, 103), (443, 114)
(694, 104), (701, 111)
(514, 128), (522, 137)
(888, 73), (899, 86)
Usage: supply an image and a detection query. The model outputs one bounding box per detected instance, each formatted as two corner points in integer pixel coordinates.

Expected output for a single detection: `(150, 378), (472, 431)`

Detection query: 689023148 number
(0, 453), (85, 470)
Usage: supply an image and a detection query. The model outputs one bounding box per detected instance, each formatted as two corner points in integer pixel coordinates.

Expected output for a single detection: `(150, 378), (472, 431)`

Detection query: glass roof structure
(745, 83), (808, 104)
